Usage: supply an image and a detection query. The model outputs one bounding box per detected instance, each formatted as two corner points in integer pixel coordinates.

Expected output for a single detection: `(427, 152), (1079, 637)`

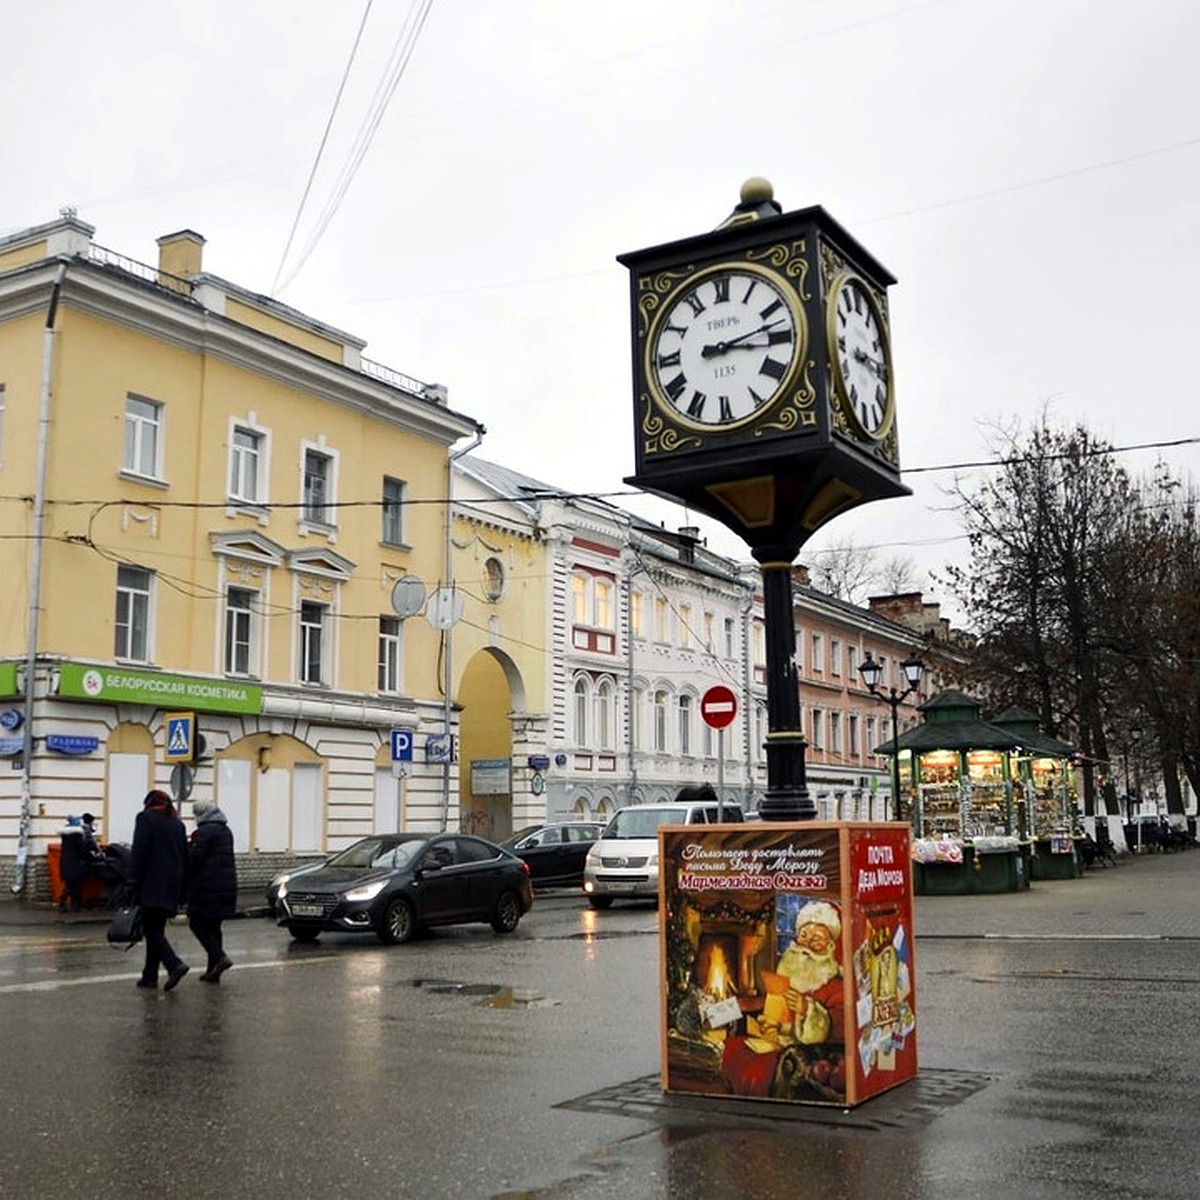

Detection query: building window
(724, 617), (736, 659)
(866, 715), (877, 753)
(123, 395), (162, 479)
(299, 601), (326, 684)
(703, 611), (715, 651)
(229, 426), (263, 504)
(830, 638), (842, 676)
(482, 557), (505, 602)
(678, 694), (693, 756)
(630, 591), (644, 639)
(830, 711), (843, 754)
(303, 449), (332, 524)
(378, 617), (402, 693)
(224, 586), (258, 676)
(382, 476), (406, 545)
(703, 719), (714, 758)
(811, 709), (825, 750)
(653, 689), (669, 752)
(115, 565), (152, 661)
(630, 686), (644, 749)
(751, 622), (766, 669)
(847, 644), (858, 678)
(574, 677), (590, 745)
(595, 680), (613, 750)
(811, 633), (824, 674)
(594, 578), (614, 630)
(848, 713), (860, 758)
(679, 605), (692, 649)
(654, 597), (669, 642)
(754, 704), (766, 762)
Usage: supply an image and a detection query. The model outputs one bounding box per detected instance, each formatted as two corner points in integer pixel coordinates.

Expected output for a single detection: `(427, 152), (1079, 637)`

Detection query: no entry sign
(700, 685), (738, 730)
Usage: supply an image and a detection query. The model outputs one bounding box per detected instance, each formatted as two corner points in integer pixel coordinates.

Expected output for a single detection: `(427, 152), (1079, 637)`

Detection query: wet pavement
(2, 852), (1199, 1199)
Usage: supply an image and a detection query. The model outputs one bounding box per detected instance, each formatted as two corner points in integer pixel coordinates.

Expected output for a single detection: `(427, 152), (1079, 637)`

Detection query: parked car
(265, 856), (331, 916)
(276, 833), (533, 944)
(582, 799), (744, 909)
(500, 821), (606, 888)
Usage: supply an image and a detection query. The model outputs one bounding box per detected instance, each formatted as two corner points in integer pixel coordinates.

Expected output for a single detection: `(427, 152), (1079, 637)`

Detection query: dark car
(265, 856), (331, 916)
(500, 821), (606, 888)
(276, 833), (532, 945)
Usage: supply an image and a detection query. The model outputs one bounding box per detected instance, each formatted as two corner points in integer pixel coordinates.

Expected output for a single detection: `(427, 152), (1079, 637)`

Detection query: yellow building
(0, 214), (483, 896)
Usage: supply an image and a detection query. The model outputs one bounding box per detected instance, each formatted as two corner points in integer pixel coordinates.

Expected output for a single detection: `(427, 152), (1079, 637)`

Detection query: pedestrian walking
(58, 816), (89, 912)
(187, 799), (236, 982)
(129, 789), (190, 991)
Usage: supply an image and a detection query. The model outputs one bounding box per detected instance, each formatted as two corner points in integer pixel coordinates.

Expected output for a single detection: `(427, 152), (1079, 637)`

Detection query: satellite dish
(390, 576), (427, 618)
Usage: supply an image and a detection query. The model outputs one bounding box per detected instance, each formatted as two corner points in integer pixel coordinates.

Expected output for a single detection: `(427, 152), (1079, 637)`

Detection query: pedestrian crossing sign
(165, 711), (195, 763)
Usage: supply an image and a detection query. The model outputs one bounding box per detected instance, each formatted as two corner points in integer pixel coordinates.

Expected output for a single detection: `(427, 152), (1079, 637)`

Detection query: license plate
(289, 903), (324, 917)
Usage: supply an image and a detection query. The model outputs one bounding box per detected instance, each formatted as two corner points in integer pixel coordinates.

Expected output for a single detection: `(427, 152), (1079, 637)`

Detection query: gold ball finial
(739, 177), (774, 206)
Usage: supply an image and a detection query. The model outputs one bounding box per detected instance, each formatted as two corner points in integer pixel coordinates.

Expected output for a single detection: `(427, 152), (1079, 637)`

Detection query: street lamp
(859, 651), (925, 822)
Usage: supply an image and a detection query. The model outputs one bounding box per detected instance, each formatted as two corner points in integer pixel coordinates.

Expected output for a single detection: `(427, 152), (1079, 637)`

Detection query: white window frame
(830, 710), (843, 754)
(228, 420), (267, 507)
(849, 713), (860, 759)
(573, 676), (590, 745)
(123, 394), (163, 480)
(382, 476), (406, 546)
(654, 597), (669, 643)
(678, 693), (693, 756)
(811, 632), (824, 674)
(299, 600), (327, 685)
(224, 585), (259, 677)
(299, 440), (339, 530)
(115, 565), (153, 662)
(378, 616), (402, 694)
(830, 638), (842, 676)
(595, 679), (614, 750)
(630, 591), (644, 639)
(653, 689), (669, 752)
(678, 604), (692, 649)
(724, 617), (736, 660)
(811, 708), (825, 751)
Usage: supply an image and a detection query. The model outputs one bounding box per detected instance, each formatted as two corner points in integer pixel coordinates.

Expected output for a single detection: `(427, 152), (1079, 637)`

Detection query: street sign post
(701, 686), (739, 819)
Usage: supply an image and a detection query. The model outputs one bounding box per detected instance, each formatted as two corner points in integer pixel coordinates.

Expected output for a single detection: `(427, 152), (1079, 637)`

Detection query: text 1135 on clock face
(829, 274), (893, 440)
(647, 265), (804, 430)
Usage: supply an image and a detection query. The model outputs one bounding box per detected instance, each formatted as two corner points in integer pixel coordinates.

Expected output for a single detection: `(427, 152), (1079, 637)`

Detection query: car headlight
(344, 880), (388, 902)
(648, 853), (658, 867)
(277, 879), (289, 899)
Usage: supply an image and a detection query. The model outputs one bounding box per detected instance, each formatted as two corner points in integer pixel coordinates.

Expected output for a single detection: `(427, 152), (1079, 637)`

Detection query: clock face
(829, 274), (894, 440)
(646, 265), (803, 430)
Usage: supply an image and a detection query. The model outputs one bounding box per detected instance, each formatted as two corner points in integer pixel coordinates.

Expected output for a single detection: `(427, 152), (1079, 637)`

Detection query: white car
(582, 799), (744, 909)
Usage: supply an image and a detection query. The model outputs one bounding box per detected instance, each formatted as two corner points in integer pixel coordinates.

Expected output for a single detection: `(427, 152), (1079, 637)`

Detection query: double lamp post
(858, 651), (925, 822)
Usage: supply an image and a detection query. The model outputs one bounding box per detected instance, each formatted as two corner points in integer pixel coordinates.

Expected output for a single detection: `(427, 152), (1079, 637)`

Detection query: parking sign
(389, 729), (413, 762)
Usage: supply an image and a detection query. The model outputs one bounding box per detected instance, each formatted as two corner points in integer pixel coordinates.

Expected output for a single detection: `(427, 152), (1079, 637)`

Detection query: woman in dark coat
(129, 789), (190, 990)
(187, 799), (237, 982)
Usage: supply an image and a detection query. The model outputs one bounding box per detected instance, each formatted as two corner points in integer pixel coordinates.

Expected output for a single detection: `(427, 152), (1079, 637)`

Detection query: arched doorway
(458, 647), (525, 842)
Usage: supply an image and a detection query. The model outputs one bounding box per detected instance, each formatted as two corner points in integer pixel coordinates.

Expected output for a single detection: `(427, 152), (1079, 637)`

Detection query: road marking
(0, 955), (337, 995)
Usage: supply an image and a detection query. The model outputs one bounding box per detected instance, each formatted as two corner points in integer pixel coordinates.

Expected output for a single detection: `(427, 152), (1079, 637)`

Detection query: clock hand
(852, 347), (889, 381)
(700, 319), (784, 358)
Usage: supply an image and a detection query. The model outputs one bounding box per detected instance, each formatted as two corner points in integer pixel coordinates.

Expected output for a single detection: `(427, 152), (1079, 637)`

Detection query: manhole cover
(558, 1068), (991, 1132)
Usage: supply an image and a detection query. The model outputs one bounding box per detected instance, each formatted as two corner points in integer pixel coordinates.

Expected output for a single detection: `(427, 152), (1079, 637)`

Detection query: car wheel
(490, 890), (523, 934)
(588, 895), (614, 910)
(287, 924), (320, 943)
(378, 897), (417, 945)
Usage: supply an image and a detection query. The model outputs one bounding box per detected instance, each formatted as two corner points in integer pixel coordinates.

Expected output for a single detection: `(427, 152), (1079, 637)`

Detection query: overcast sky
(4, 1), (1197, 624)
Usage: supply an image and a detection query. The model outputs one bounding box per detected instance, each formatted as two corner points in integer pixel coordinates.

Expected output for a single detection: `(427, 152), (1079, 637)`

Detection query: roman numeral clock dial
(646, 265), (803, 431)
(828, 273), (894, 441)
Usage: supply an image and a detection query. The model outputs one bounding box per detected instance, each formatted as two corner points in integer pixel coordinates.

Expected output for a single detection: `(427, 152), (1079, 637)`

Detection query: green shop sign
(0, 662), (19, 699)
(57, 663), (263, 715)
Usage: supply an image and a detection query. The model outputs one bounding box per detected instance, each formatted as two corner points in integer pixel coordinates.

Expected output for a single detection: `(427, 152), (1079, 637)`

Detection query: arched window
(573, 677), (590, 746)
(653, 689), (669, 752)
(678, 694), (693, 756)
(595, 679), (614, 750)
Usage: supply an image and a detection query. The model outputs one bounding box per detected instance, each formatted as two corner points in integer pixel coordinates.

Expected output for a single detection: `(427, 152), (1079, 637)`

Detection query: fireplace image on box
(664, 893), (850, 1104)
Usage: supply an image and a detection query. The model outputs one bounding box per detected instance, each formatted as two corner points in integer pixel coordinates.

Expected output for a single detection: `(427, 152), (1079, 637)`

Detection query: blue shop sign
(46, 734), (100, 755)
(527, 755), (550, 771)
(0, 736), (23, 756)
(0, 709), (23, 731)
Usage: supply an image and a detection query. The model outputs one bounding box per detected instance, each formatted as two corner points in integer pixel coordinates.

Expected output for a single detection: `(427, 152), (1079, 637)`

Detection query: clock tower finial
(720, 176), (782, 227)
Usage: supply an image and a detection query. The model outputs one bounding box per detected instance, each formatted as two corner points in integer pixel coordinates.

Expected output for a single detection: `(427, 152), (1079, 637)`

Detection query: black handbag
(107, 901), (143, 949)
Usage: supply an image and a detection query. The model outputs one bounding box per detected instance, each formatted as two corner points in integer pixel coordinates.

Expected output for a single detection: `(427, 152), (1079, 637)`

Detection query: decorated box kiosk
(659, 821), (917, 1108)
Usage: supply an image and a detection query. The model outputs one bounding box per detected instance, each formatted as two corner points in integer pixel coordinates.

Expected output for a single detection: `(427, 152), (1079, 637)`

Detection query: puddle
(410, 978), (560, 1008)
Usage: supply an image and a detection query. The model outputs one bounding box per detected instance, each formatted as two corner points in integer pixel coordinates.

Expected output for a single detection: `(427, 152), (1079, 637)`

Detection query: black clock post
(618, 178), (909, 821)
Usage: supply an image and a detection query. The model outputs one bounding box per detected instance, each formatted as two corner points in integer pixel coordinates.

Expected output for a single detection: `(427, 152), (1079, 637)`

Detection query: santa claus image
(774, 899), (845, 1044)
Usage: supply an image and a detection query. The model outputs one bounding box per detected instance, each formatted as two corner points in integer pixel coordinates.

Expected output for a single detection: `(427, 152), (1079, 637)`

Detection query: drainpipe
(12, 262), (67, 895)
(440, 428), (484, 830)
